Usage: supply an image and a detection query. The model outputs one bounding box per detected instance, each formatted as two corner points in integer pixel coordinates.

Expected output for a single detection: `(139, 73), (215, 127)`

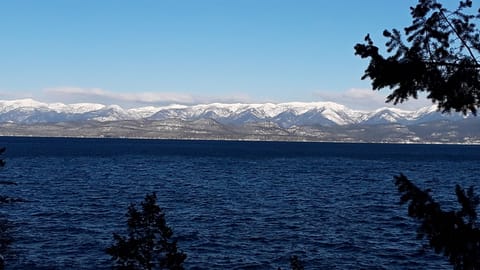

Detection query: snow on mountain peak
(0, 98), (47, 109)
(128, 106), (163, 119)
(0, 98), (468, 126)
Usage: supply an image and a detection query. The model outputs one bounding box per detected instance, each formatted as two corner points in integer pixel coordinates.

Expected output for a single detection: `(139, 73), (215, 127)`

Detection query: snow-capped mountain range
(0, 98), (470, 127)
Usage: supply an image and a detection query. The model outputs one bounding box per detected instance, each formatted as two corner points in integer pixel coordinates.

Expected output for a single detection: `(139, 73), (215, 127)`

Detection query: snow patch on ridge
(0, 98), (472, 126)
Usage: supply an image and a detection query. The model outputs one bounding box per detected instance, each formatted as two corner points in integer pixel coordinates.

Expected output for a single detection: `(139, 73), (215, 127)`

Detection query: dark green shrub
(106, 193), (186, 270)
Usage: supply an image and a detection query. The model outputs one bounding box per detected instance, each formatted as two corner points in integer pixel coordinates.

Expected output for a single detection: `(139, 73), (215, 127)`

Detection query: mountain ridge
(0, 98), (464, 127)
(0, 98), (478, 143)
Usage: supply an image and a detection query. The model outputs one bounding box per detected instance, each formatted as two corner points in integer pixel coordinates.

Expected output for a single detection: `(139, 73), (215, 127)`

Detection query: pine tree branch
(438, 9), (480, 66)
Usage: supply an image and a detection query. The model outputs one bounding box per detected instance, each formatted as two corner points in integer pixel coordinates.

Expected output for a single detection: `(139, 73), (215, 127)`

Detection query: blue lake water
(1, 137), (480, 269)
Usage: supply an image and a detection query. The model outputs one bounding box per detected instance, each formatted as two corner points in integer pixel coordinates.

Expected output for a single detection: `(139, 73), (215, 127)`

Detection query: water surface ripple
(1, 138), (479, 269)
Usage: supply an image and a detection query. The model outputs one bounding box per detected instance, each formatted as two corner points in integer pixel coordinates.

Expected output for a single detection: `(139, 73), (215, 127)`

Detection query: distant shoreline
(1, 134), (479, 146)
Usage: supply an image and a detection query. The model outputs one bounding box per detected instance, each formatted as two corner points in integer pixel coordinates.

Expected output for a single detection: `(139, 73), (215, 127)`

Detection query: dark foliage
(395, 174), (480, 269)
(276, 255), (305, 270)
(0, 147), (13, 270)
(354, 0), (480, 115)
(106, 193), (186, 270)
(289, 255), (304, 270)
(0, 148), (16, 188)
(0, 218), (12, 270)
(355, 1), (480, 268)
(0, 148), (5, 168)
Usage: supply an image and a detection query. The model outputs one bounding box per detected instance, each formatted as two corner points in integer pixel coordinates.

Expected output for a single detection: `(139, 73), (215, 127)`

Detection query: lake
(1, 137), (479, 269)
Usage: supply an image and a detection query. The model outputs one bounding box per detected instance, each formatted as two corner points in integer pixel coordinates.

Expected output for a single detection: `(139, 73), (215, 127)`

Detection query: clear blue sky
(0, 0), (427, 109)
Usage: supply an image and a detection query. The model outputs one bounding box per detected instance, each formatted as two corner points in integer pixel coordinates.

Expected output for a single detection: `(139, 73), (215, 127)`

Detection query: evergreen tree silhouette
(355, 1), (480, 269)
(355, 0), (480, 115)
(106, 193), (186, 270)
